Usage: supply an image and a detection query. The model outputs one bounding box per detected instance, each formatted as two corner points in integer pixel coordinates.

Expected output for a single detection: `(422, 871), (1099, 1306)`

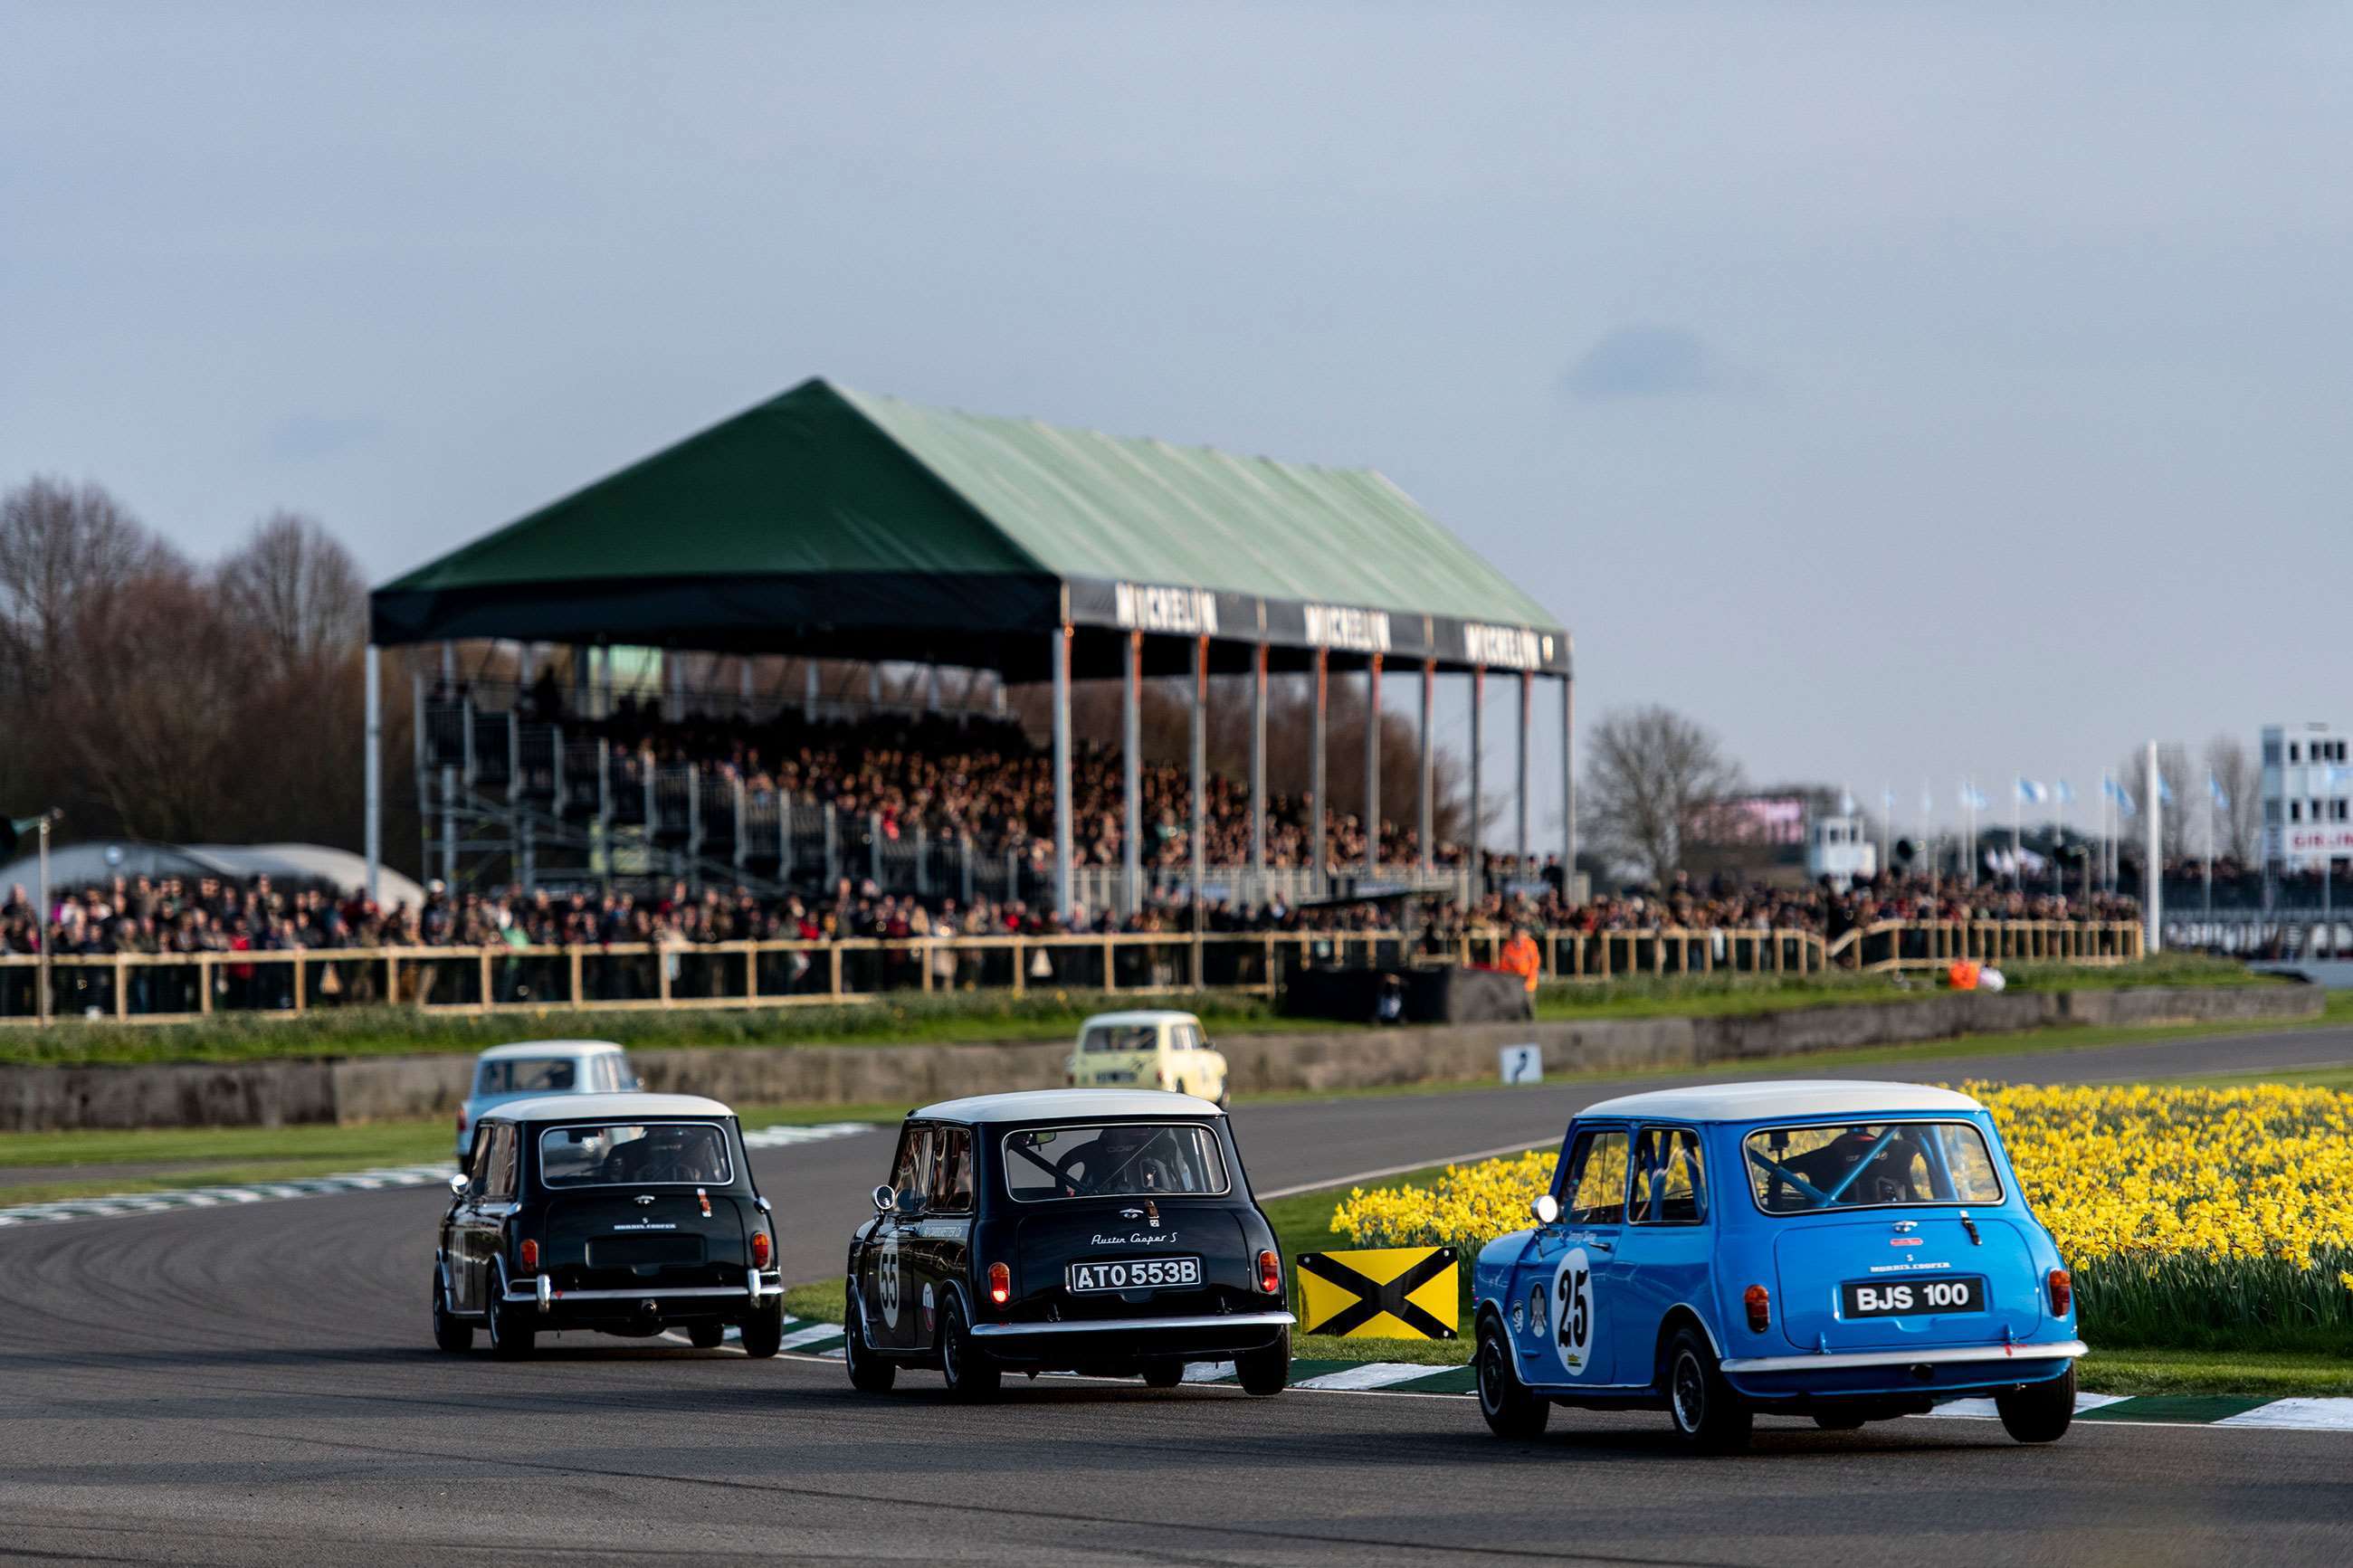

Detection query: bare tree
(215, 510), (367, 679)
(2202, 734), (2261, 862)
(0, 477), (176, 701)
(1583, 705), (1744, 885)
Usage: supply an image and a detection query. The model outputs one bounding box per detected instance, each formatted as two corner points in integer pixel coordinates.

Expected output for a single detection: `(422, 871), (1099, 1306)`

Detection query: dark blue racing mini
(1472, 1081), (2085, 1450)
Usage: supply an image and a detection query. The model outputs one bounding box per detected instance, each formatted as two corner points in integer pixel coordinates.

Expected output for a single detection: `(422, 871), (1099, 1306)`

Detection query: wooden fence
(0, 919), (2144, 1026)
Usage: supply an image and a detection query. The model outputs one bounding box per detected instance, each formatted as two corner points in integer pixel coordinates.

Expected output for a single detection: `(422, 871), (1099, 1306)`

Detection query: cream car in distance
(1065, 1011), (1230, 1107)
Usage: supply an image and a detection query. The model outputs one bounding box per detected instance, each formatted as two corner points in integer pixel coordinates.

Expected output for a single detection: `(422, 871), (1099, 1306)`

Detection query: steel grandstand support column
(1418, 658), (1434, 875)
(804, 660), (818, 723)
(1562, 670), (1577, 889)
(1311, 650), (1329, 898)
(1517, 670), (1532, 874)
(1364, 654), (1382, 876)
(1191, 636), (1209, 926)
(1052, 624), (1073, 917)
(364, 645), (382, 905)
(1124, 632), (1143, 917)
(1469, 666), (1485, 898)
(1250, 644), (1268, 894)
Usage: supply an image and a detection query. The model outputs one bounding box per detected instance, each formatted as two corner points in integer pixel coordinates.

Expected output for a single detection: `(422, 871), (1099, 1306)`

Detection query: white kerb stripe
(1291, 1362), (1446, 1392)
(1182, 1361), (1237, 1383)
(776, 1323), (845, 1351)
(1921, 1392), (2129, 1421)
(2215, 1398), (2353, 1431)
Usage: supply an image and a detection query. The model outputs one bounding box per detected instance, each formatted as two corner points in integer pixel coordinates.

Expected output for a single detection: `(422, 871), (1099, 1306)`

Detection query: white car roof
(489, 1092), (733, 1123)
(1077, 1011), (1201, 1030)
(475, 1040), (626, 1060)
(914, 1088), (1223, 1122)
(1577, 1080), (1984, 1124)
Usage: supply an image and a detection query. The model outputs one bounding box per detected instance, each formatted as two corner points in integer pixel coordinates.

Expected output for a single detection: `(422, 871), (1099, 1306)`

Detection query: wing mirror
(1530, 1193), (1561, 1227)
(872, 1184), (895, 1213)
(448, 1174), (471, 1198)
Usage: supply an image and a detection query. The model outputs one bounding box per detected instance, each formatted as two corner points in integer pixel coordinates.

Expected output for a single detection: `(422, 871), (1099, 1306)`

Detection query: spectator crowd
(481, 686), (1459, 873)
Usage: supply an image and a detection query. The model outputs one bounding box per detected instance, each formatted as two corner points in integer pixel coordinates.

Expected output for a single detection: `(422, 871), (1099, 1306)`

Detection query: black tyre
(1996, 1364), (2075, 1444)
(938, 1295), (1002, 1402)
(738, 1297), (784, 1359)
(1141, 1360), (1186, 1389)
(486, 1288), (536, 1362)
(688, 1322), (728, 1350)
(1237, 1326), (1290, 1397)
(431, 1270), (473, 1354)
(1663, 1328), (1750, 1453)
(843, 1298), (896, 1393)
(1475, 1315), (1548, 1439)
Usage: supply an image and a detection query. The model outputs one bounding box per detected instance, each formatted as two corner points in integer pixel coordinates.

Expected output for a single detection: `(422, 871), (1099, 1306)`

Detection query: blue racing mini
(1472, 1080), (2084, 1451)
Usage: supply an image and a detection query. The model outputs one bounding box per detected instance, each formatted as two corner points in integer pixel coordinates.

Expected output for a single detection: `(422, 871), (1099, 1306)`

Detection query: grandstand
(367, 379), (1574, 916)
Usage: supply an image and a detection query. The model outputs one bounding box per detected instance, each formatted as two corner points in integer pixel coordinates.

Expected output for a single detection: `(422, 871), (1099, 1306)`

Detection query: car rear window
(1003, 1123), (1228, 1200)
(478, 1057), (576, 1095)
(538, 1122), (732, 1187)
(1082, 1025), (1157, 1054)
(1744, 1121), (2003, 1213)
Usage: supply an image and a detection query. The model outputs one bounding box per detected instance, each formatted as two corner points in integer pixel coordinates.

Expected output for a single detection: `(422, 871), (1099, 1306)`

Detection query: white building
(1805, 813), (1879, 887)
(2262, 722), (2353, 870)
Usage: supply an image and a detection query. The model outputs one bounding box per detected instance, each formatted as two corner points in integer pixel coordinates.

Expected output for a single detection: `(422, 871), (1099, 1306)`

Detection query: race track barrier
(0, 920), (2142, 1026)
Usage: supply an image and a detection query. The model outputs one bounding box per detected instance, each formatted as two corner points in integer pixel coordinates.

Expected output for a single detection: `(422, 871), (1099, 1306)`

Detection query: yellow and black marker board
(1295, 1247), (1458, 1339)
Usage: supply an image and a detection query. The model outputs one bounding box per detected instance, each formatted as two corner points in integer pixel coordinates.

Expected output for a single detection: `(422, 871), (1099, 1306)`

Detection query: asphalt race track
(5, 1024), (2351, 1566)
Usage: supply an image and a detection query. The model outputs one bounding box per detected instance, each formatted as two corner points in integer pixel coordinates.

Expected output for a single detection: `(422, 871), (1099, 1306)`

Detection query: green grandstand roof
(372, 378), (1567, 677)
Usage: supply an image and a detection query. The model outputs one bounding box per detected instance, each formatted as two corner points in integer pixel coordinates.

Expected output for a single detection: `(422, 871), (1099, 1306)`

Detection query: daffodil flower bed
(1330, 1084), (2353, 1352)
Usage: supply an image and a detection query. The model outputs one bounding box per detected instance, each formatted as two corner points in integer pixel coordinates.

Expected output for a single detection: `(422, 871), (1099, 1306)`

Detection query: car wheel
(1996, 1364), (2075, 1444)
(843, 1297), (896, 1393)
(1663, 1328), (1750, 1453)
(1236, 1326), (1290, 1397)
(430, 1270), (473, 1354)
(738, 1297), (785, 1359)
(486, 1287), (536, 1362)
(688, 1323), (728, 1350)
(938, 1294), (1002, 1402)
(1141, 1360), (1186, 1389)
(1475, 1315), (1548, 1439)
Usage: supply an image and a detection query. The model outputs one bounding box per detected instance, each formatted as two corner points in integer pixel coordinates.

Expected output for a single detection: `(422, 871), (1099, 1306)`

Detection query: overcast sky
(5, 3), (2347, 843)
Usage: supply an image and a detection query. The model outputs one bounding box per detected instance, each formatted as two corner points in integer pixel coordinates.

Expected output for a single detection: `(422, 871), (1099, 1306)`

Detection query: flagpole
(2013, 785), (2022, 894)
(2205, 784), (2214, 929)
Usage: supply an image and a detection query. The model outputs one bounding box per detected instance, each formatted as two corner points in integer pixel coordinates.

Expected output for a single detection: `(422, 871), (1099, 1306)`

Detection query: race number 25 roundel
(1553, 1247), (1596, 1378)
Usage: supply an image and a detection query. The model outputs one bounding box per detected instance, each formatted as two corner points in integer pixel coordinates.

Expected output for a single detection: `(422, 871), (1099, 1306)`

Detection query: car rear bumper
(1720, 1339), (2087, 1375)
(1721, 1339), (2086, 1402)
(971, 1309), (1293, 1364)
(502, 1266), (783, 1317)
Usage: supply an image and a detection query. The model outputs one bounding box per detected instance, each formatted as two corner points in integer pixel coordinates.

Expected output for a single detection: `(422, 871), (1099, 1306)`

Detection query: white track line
(1258, 1142), (1547, 1200)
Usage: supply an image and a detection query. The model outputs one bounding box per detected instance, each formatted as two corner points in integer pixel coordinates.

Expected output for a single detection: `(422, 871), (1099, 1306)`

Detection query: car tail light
(1743, 1283), (1770, 1333)
(2048, 1269), (2072, 1316)
(750, 1231), (772, 1269)
(987, 1261), (1011, 1307)
(1257, 1250), (1281, 1296)
(519, 1239), (539, 1273)
(455, 1108), (467, 1136)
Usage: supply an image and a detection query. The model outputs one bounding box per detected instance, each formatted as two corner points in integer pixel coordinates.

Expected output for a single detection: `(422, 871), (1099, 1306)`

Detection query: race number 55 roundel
(1553, 1247), (1596, 1378)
